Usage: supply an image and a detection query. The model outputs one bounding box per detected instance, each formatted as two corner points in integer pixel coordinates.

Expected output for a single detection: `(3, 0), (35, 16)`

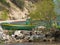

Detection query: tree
(29, 0), (56, 28)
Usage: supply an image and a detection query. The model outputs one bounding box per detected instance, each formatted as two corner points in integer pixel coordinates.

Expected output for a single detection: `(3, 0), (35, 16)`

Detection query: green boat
(1, 24), (35, 30)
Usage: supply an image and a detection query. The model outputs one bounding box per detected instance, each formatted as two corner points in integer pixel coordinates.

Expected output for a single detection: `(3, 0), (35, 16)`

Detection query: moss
(0, 10), (9, 20)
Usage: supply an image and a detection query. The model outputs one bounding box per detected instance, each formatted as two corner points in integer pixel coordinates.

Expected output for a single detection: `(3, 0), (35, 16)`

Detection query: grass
(0, 10), (9, 20)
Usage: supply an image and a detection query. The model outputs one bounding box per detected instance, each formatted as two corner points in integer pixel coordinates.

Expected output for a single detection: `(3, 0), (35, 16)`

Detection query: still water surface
(4, 42), (60, 45)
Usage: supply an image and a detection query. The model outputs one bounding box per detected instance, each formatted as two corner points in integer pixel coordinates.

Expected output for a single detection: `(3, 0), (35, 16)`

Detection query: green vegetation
(29, 0), (57, 28)
(30, 0), (55, 20)
(0, 10), (8, 20)
(28, 0), (40, 3)
(11, 0), (25, 10)
(0, 0), (10, 20)
(0, 0), (10, 7)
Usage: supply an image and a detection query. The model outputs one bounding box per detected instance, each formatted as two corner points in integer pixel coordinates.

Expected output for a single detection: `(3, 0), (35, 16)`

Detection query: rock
(49, 37), (55, 42)
(14, 31), (24, 39)
(3, 30), (9, 35)
(0, 31), (3, 39)
(0, 26), (4, 39)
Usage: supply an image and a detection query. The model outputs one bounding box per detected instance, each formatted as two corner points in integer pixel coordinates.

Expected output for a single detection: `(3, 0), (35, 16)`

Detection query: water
(4, 42), (60, 45)
(53, 0), (60, 15)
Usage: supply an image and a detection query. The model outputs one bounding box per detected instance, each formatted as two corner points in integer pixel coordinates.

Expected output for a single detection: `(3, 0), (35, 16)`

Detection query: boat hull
(1, 24), (35, 31)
